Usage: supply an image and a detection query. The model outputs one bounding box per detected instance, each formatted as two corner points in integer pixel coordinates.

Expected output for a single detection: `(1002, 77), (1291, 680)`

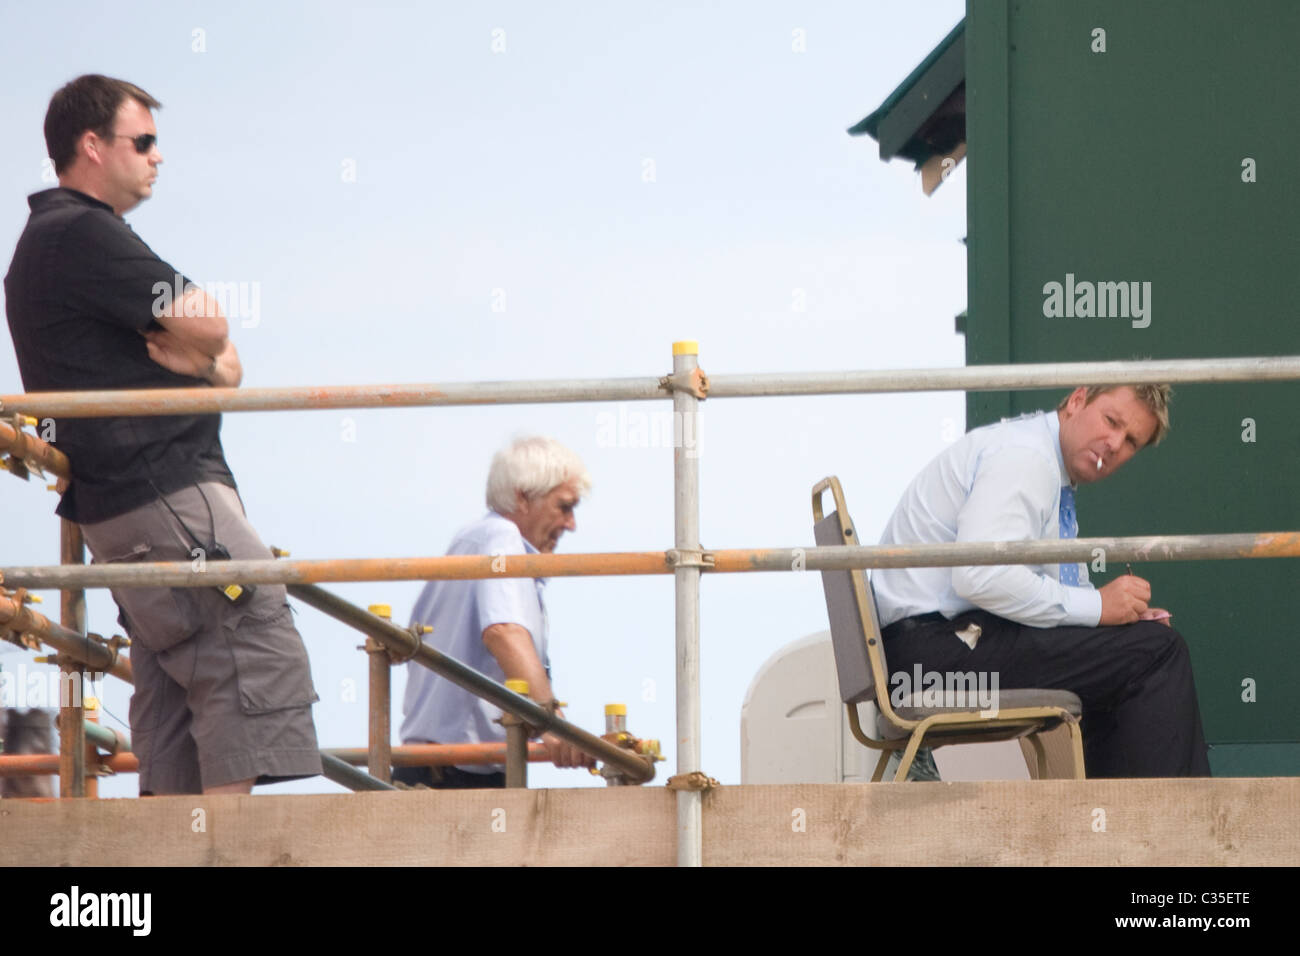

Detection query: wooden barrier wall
(1, 779), (1296, 866)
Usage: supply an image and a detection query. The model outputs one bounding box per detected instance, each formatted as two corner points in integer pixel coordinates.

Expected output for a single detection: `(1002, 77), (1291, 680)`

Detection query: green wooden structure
(855, 1), (1299, 775)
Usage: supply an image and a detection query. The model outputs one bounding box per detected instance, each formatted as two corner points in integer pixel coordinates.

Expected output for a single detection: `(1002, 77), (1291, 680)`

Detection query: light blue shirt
(873, 410), (1103, 629)
(400, 511), (549, 772)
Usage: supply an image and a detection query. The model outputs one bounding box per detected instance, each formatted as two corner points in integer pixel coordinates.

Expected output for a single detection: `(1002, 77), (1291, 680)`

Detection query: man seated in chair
(872, 385), (1210, 777)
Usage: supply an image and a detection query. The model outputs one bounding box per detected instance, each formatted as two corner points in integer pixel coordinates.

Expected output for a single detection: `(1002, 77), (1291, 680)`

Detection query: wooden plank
(704, 779), (1300, 866)
(0, 789), (676, 867)
(2, 779), (1296, 866)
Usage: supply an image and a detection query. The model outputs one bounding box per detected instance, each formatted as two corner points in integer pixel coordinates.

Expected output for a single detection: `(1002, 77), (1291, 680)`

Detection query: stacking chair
(812, 476), (1086, 782)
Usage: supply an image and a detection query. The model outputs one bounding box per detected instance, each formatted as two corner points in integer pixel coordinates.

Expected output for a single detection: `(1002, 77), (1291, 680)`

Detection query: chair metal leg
(1065, 717), (1087, 780)
(871, 749), (892, 782)
(894, 733), (926, 782)
(1027, 733), (1049, 779)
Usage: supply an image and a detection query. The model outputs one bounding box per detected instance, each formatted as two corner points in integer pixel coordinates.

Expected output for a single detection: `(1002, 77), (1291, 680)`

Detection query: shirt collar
(28, 187), (115, 216)
(485, 510), (546, 581)
(523, 533), (546, 587)
(1047, 410), (1074, 489)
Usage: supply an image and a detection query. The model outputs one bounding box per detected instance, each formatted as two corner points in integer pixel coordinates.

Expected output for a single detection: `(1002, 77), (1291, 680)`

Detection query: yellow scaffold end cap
(84, 696), (100, 711)
(367, 604), (392, 619)
(672, 340), (699, 356)
(505, 679), (530, 696)
(605, 703), (627, 716)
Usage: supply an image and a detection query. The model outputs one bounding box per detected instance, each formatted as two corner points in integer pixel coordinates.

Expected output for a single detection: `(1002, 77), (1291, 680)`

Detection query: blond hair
(1056, 384), (1172, 446)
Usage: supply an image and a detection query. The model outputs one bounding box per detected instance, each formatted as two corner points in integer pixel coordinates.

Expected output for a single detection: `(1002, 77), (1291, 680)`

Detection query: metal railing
(3, 348), (1299, 866)
(0, 579), (657, 790)
(4, 355), (1298, 419)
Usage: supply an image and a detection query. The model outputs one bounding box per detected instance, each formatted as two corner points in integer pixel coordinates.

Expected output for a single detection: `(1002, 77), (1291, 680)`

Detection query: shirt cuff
(1062, 585), (1103, 627)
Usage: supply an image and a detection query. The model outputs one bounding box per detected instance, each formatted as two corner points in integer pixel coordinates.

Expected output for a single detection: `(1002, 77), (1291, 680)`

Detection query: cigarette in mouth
(1096, 455), (1104, 471)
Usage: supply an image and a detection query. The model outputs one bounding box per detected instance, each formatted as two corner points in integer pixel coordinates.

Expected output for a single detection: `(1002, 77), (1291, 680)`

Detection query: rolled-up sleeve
(476, 576), (538, 636)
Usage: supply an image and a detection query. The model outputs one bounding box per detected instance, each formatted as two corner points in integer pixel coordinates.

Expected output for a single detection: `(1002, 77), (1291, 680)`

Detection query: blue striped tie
(1059, 486), (1080, 586)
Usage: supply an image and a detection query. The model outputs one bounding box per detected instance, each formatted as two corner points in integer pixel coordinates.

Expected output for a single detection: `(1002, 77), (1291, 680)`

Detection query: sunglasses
(109, 131), (158, 153)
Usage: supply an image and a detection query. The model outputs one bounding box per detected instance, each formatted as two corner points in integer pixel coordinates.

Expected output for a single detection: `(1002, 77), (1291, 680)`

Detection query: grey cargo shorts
(80, 482), (321, 793)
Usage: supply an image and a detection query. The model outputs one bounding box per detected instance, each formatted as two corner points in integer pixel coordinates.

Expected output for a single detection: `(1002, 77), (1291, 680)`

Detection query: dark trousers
(392, 764), (506, 789)
(881, 610), (1211, 778)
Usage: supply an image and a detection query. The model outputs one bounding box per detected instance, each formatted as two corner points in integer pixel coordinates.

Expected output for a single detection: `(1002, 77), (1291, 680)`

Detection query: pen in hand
(1126, 562), (1172, 624)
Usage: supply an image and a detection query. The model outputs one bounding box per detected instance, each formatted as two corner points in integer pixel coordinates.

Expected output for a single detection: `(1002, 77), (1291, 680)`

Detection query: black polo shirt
(4, 188), (234, 523)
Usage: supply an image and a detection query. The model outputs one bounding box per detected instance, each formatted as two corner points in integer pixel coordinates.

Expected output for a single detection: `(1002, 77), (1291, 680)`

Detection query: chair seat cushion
(878, 689), (1082, 740)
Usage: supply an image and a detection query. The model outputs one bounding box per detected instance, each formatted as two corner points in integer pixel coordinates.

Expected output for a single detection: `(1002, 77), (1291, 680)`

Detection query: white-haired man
(396, 437), (596, 788)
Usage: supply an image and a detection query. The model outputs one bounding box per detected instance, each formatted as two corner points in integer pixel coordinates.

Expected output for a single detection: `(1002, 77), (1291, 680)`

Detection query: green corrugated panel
(965, 0), (1300, 776)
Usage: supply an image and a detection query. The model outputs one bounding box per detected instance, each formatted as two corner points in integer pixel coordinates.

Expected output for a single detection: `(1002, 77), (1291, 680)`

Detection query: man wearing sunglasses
(4, 75), (322, 796)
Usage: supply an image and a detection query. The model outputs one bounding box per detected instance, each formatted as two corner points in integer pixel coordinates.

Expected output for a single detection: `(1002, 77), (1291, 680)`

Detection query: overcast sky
(1, 0), (968, 795)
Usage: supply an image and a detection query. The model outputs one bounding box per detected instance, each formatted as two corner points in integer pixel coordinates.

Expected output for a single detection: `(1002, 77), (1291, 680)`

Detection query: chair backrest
(813, 477), (889, 707)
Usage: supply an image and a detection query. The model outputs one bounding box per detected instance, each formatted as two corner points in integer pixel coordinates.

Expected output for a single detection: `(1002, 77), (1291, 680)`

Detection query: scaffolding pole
(0, 417), (70, 478)
(1, 742), (549, 778)
(6, 532), (1297, 592)
(324, 742), (548, 766)
(671, 341), (703, 867)
(366, 636), (392, 784)
(361, 604), (395, 785)
(0, 753), (137, 776)
(319, 753), (398, 792)
(57, 522), (87, 798)
(0, 592), (133, 683)
(3, 355), (1297, 419)
(0, 377), (665, 418)
(703, 355), (1300, 398)
(287, 583), (656, 784)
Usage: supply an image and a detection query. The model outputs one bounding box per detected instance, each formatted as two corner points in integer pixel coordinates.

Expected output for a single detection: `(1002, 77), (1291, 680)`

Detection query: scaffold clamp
(665, 549), (715, 570)
(659, 367), (710, 399)
(0, 587), (43, 651)
(381, 623), (431, 664)
(666, 771), (720, 792)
